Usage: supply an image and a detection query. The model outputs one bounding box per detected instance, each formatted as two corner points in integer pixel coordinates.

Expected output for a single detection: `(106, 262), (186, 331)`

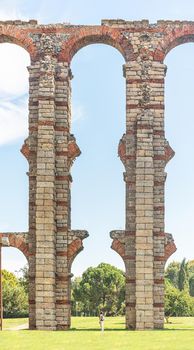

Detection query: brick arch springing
(154, 25), (194, 61)
(68, 239), (84, 271)
(59, 26), (134, 63)
(0, 233), (29, 261)
(0, 28), (37, 60)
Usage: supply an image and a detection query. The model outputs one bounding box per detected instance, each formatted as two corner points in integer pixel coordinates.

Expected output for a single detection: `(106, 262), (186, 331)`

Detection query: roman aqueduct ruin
(1, 18), (191, 330)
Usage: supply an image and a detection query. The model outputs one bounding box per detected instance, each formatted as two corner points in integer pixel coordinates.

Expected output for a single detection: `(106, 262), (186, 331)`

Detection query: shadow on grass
(70, 328), (126, 332)
(69, 327), (194, 332)
(5, 327), (194, 332)
(114, 322), (126, 325)
(164, 327), (194, 331)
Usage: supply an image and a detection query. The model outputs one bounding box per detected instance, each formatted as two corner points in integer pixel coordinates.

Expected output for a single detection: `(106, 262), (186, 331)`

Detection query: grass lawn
(1, 317), (194, 350)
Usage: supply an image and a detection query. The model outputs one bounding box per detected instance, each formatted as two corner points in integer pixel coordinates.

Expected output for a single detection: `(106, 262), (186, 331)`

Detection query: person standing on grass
(99, 311), (105, 332)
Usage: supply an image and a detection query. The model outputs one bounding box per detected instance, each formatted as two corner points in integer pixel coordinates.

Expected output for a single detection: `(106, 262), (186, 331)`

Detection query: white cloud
(0, 44), (30, 98)
(0, 43), (29, 145)
(0, 43), (85, 144)
(0, 1), (27, 21)
(0, 99), (28, 145)
(34, 0), (82, 24)
(2, 247), (28, 272)
(72, 103), (85, 123)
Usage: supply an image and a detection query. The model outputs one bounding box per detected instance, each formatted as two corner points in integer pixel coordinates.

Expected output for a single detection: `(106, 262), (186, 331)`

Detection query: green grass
(1, 317), (194, 350)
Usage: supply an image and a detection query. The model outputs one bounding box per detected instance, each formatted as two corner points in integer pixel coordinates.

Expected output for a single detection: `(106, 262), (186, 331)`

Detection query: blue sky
(2, 0), (194, 24)
(1, 0), (194, 275)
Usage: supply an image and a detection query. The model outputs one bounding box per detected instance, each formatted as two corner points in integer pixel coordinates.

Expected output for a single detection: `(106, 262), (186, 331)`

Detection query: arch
(110, 231), (126, 267)
(67, 231), (89, 271)
(164, 233), (177, 262)
(70, 42), (126, 276)
(0, 233), (29, 260)
(59, 26), (134, 63)
(164, 43), (194, 264)
(68, 42), (126, 327)
(154, 24), (194, 61)
(0, 42), (29, 230)
(0, 27), (37, 60)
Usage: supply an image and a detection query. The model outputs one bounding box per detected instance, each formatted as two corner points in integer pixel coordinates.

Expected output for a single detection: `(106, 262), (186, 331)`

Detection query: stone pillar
(151, 62), (175, 328)
(34, 55), (56, 330)
(110, 63), (137, 329)
(55, 62), (72, 330)
(124, 63), (138, 330)
(55, 62), (88, 329)
(135, 110), (154, 329)
(124, 61), (164, 330)
(27, 63), (40, 329)
(130, 60), (170, 329)
(110, 60), (173, 330)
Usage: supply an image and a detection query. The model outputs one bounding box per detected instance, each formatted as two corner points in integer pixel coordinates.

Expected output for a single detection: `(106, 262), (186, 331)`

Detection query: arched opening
(164, 42), (194, 324)
(165, 43), (194, 262)
(0, 42), (30, 329)
(70, 43), (126, 329)
(1, 247), (29, 330)
(59, 29), (132, 63)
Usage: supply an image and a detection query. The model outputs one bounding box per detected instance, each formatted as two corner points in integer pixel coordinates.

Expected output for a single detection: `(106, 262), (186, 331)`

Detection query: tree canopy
(2, 269), (28, 318)
(2, 258), (194, 320)
(72, 263), (125, 316)
(164, 258), (194, 321)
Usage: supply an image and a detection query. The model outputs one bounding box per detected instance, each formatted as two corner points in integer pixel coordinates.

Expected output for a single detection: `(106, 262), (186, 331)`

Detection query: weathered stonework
(2, 17), (192, 330)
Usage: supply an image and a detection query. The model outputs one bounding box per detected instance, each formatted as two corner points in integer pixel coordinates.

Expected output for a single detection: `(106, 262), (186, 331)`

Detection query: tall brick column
(123, 60), (171, 330)
(111, 61), (167, 330)
(135, 110), (154, 329)
(55, 62), (73, 330)
(129, 60), (170, 329)
(27, 63), (40, 329)
(152, 62), (175, 328)
(128, 60), (167, 330)
(124, 61), (155, 329)
(110, 63), (138, 329)
(55, 62), (88, 329)
(124, 62), (138, 329)
(34, 55), (57, 330)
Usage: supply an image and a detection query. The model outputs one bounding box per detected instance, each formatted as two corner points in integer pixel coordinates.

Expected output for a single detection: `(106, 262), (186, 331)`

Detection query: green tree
(187, 260), (194, 296)
(18, 265), (29, 294)
(188, 260), (194, 274)
(189, 275), (194, 297)
(71, 277), (84, 316)
(165, 279), (194, 322)
(165, 261), (180, 288)
(72, 263), (125, 316)
(2, 269), (28, 318)
(165, 259), (194, 297)
(165, 280), (177, 322)
(178, 258), (189, 291)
